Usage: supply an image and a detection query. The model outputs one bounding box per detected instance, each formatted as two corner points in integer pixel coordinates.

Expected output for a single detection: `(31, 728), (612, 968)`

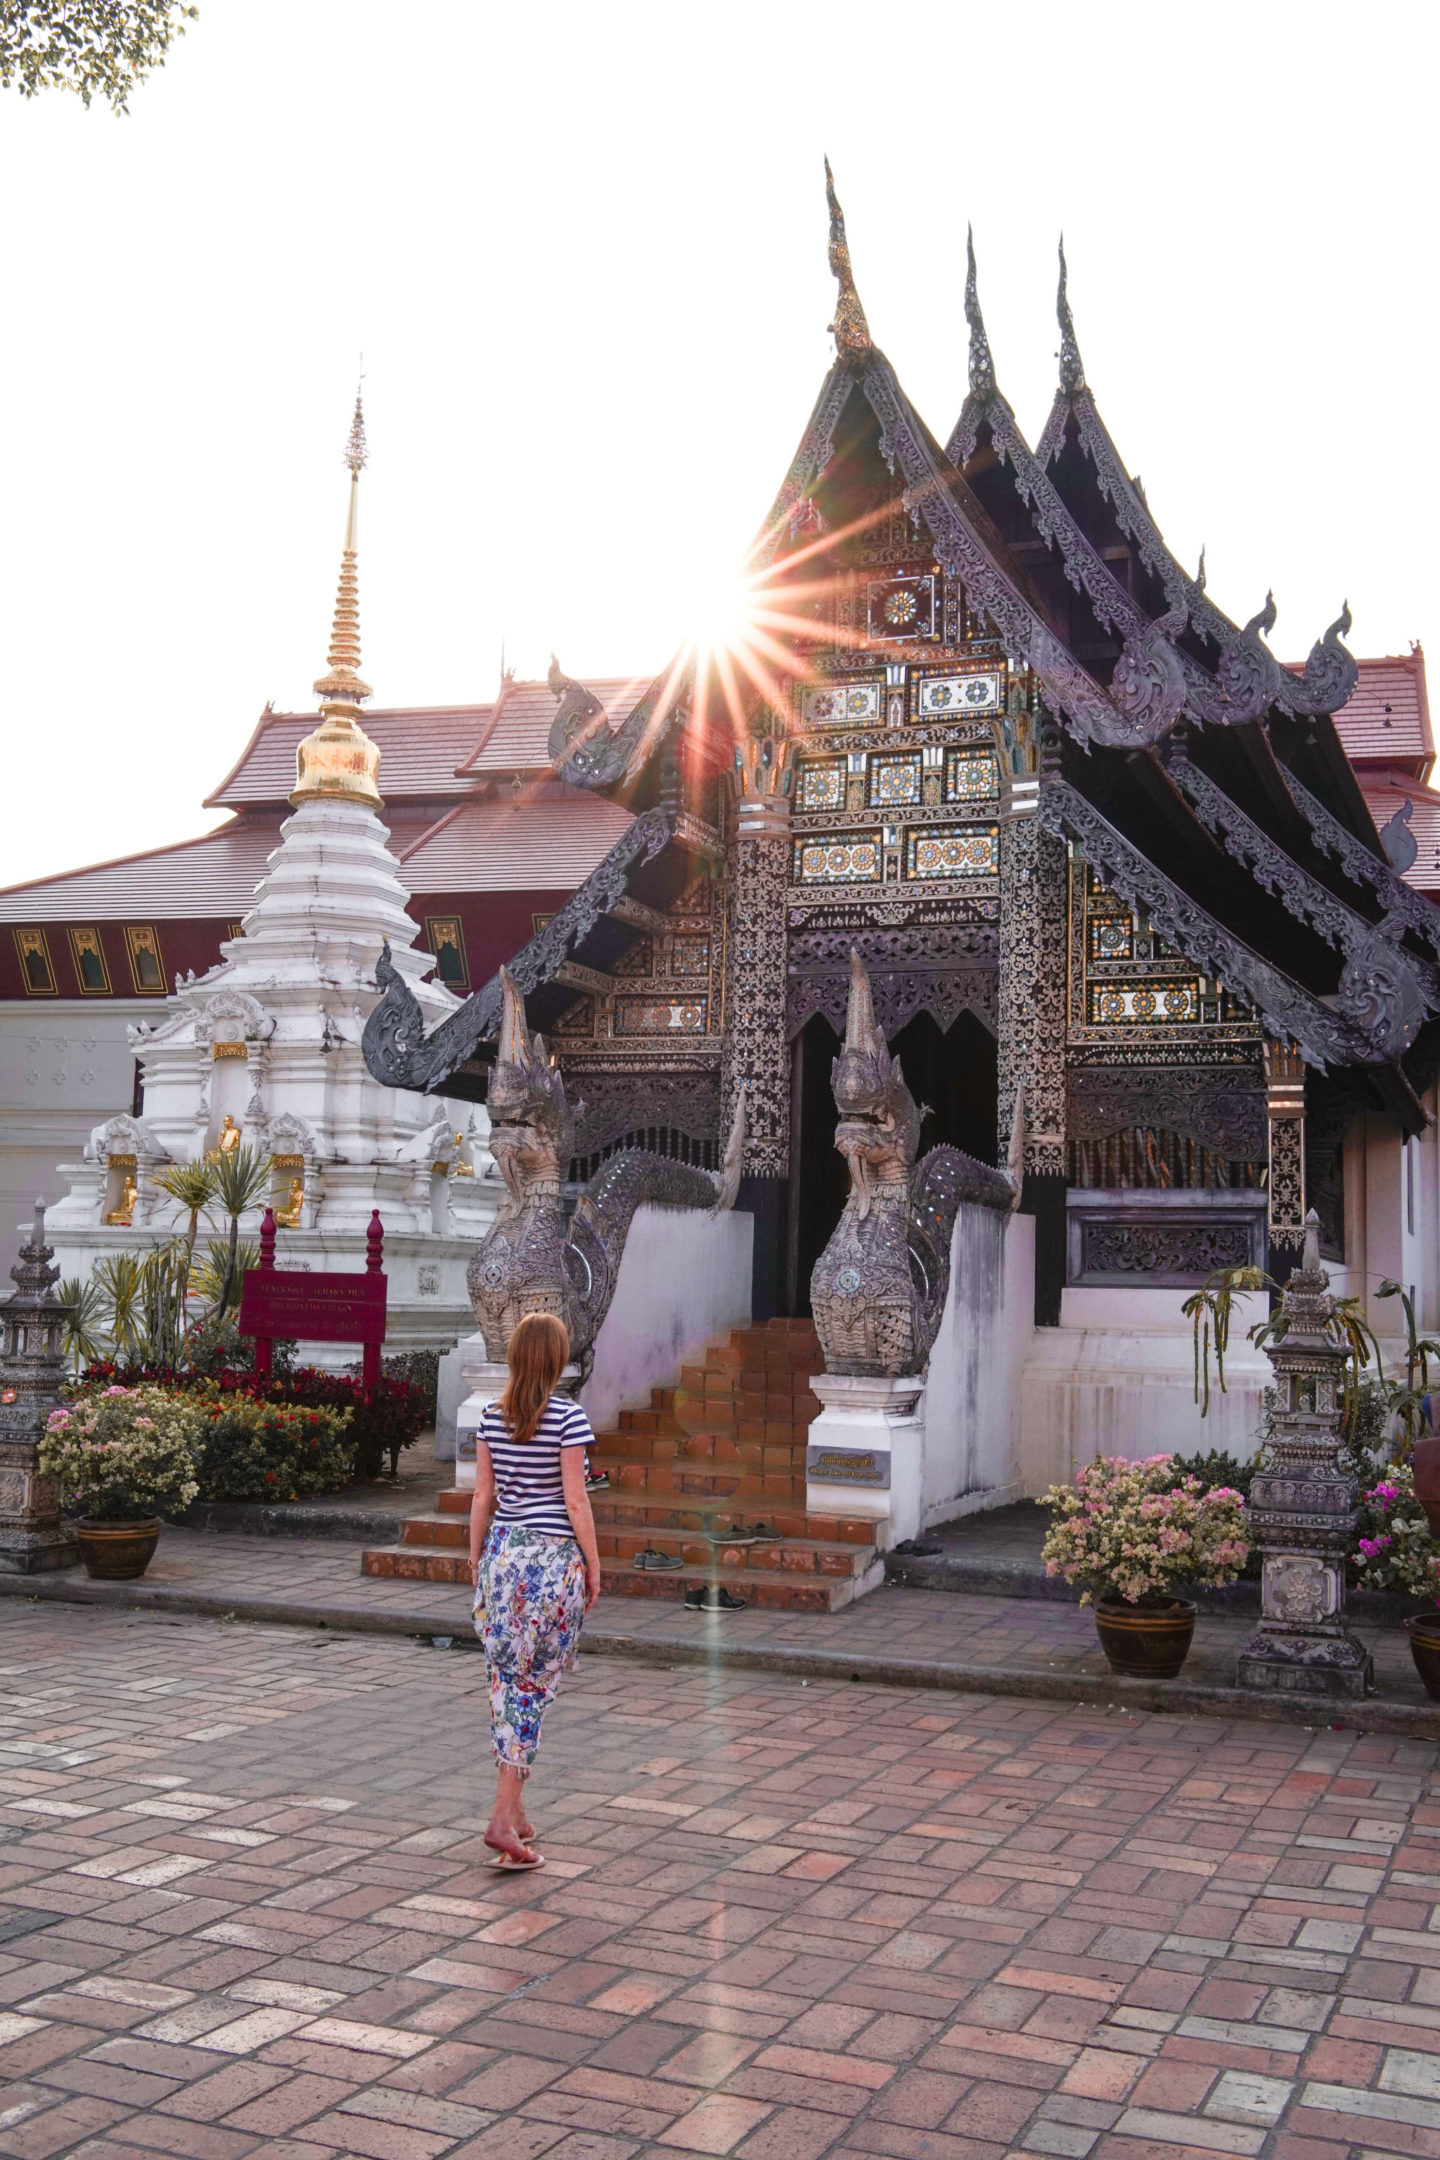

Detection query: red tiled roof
(0, 818), (283, 922)
(1328, 651), (1432, 776)
(206, 705), (495, 808)
(399, 788), (634, 893)
(456, 675), (655, 778)
(1355, 775), (1440, 895)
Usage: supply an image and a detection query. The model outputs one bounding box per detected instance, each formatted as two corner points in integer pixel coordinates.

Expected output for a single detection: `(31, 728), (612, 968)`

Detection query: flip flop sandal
(485, 1849), (545, 1872)
(633, 1548), (683, 1569)
(684, 1584), (747, 1612)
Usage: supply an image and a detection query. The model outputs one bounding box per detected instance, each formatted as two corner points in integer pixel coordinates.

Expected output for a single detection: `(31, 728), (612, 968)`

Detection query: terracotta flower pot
(1412, 1437), (1440, 1539)
(1094, 1596), (1197, 1679)
(76, 1519), (161, 1581)
(1406, 1614), (1440, 1703)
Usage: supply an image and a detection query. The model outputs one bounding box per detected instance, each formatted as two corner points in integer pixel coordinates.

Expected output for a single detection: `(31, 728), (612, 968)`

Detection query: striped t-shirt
(479, 1394), (594, 1538)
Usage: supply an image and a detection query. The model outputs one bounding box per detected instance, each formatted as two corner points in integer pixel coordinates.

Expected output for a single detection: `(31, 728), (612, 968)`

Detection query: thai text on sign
(237, 1269), (386, 1345)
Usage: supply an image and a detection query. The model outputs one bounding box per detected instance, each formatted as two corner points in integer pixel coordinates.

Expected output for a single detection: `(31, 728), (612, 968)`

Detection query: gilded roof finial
(824, 157), (871, 369)
(965, 224), (995, 402)
(1057, 235), (1086, 396)
(291, 386), (382, 811)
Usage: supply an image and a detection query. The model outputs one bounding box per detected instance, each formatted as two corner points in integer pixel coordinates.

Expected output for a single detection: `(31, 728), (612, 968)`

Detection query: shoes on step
(633, 1548), (683, 1570)
(684, 1584), (747, 1612)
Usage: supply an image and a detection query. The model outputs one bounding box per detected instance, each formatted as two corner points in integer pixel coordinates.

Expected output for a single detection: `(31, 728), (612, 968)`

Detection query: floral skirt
(472, 1523), (586, 1772)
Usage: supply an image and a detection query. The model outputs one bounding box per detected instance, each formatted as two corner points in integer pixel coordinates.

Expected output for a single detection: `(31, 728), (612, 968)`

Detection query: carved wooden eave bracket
(1281, 767), (1440, 961)
(545, 655), (690, 793)
(361, 804), (713, 1099)
(1166, 750), (1440, 1049)
(1039, 777), (1423, 1074)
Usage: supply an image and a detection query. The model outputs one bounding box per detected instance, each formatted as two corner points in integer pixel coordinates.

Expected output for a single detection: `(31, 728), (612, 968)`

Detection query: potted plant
(1350, 1465), (1440, 1701)
(39, 1385), (200, 1579)
(1041, 1454), (1249, 1678)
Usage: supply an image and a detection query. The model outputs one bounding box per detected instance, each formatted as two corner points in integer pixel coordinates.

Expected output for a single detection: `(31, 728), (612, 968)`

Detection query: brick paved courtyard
(0, 1607), (1436, 2160)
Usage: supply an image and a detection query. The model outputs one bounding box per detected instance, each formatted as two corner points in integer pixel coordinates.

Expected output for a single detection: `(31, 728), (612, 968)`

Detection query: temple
(360, 176), (1440, 1493)
(4, 172), (1439, 1514)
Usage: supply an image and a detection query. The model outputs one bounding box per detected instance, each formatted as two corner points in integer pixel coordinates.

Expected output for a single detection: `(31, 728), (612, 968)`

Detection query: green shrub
(190, 1392), (354, 1504)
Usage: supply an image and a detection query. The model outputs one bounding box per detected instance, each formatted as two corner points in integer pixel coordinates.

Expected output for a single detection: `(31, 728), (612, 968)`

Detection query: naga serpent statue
(468, 969), (746, 1378)
(810, 951), (1020, 1378)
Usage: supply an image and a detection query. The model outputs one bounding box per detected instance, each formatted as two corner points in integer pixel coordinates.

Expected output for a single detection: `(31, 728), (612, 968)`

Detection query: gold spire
(824, 157), (871, 369)
(291, 389), (383, 811)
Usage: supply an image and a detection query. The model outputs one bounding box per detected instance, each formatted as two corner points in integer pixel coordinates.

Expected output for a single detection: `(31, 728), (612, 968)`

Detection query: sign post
(239, 1209), (388, 1389)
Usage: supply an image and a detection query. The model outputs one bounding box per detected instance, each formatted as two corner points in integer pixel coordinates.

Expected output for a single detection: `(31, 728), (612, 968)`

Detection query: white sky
(2, 0), (1435, 889)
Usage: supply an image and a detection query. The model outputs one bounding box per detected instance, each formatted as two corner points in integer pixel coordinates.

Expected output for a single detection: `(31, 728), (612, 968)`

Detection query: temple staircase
(360, 1318), (885, 1613)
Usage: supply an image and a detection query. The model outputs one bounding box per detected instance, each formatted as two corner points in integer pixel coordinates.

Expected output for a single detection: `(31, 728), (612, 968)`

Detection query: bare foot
(483, 1824), (535, 1865)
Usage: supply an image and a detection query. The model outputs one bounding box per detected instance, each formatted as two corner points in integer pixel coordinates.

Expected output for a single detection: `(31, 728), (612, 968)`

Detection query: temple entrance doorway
(783, 1005), (999, 1317)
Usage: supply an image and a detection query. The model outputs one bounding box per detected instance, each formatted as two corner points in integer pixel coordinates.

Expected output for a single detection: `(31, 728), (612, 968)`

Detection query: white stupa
(48, 397), (497, 1354)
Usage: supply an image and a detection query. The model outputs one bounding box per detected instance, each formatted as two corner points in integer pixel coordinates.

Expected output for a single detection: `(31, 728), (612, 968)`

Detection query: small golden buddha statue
(274, 1175), (304, 1229)
(206, 1114), (242, 1162)
(452, 1129), (476, 1178)
(105, 1174), (139, 1227)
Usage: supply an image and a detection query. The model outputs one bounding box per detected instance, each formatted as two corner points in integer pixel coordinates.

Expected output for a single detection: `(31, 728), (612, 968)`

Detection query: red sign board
(238, 1268), (386, 1345)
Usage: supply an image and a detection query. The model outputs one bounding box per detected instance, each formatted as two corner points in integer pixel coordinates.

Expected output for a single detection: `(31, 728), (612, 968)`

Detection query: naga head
(830, 950), (920, 1218)
(487, 969), (574, 1202)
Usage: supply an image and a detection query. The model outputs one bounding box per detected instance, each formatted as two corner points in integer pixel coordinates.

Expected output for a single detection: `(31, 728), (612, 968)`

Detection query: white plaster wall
(922, 1206), (1035, 1527)
(0, 1002), (149, 1245)
(1018, 1284), (1271, 1495)
(581, 1204), (755, 1437)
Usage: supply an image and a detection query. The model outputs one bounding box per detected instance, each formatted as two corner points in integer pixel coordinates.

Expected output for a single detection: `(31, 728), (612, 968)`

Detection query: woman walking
(469, 1313), (601, 1870)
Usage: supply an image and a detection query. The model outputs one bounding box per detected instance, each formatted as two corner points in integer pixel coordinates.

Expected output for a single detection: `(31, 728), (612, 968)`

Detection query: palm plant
(151, 1158), (219, 1279)
(92, 1250), (145, 1358)
(203, 1144), (272, 1316)
(136, 1245), (191, 1367)
(190, 1235), (260, 1318)
(57, 1276), (106, 1372)
(1375, 1279), (1440, 1458)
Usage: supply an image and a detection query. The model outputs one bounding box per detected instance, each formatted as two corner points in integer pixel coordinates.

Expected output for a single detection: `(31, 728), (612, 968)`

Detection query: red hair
(497, 1314), (570, 1443)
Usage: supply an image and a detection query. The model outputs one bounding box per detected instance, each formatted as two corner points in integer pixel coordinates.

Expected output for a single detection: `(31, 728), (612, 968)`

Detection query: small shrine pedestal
(1235, 1210), (1373, 1701)
(0, 1205), (80, 1576)
(804, 1373), (926, 1546)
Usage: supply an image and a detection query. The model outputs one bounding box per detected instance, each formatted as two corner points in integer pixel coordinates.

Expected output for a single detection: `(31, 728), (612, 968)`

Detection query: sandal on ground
(633, 1548), (684, 1570)
(684, 1584), (747, 1612)
(485, 1848), (545, 1872)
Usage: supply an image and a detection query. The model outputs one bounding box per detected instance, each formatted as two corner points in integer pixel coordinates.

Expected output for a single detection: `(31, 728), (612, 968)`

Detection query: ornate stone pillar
(1235, 1210), (1372, 1701)
(720, 794), (792, 1180)
(996, 724), (1068, 1322)
(0, 1205), (79, 1575)
(1264, 1037), (1307, 1267)
(719, 791), (792, 1321)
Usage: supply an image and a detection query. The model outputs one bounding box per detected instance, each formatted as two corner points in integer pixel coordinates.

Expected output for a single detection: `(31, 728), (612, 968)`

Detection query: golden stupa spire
(291, 388), (383, 811)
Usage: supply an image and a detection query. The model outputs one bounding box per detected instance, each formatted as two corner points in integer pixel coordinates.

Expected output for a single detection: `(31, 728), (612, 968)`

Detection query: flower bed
(72, 1360), (427, 1485)
(189, 1392), (354, 1503)
(1350, 1463), (1440, 1606)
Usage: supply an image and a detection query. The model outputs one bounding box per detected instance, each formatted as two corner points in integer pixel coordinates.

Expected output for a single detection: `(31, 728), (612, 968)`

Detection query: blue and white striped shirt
(479, 1394), (593, 1538)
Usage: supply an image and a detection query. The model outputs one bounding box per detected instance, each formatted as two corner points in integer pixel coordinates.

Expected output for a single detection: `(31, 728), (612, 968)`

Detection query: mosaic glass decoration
(796, 759), (846, 811)
(801, 680), (882, 728)
(867, 575), (935, 641)
(868, 754), (922, 808)
(1089, 983), (1199, 1025)
(794, 837), (882, 884)
(670, 936), (711, 975)
(615, 997), (709, 1035)
(945, 749), (999, 802)
(919, 672), (1002, 716)
(904, 826), (998, 880)
(1089, 916), (1133, 961)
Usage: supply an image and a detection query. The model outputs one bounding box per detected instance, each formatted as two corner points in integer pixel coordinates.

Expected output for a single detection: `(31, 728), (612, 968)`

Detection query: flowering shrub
(189, 1392), (354, 1504)
(39, 1386), (201, 1522)
(1350, 1463), (1440, 1605)
(1041, 1454), (1250, 1607)
(70, 1363), (425, 1486)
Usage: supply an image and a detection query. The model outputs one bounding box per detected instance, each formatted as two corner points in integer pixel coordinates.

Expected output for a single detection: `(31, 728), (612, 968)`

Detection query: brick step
(595, 1530), (869, 1577)
(599, 1464), (804, 1502)
(602, 1559), (871, 1613)
(590, 1497), (875, 1545)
